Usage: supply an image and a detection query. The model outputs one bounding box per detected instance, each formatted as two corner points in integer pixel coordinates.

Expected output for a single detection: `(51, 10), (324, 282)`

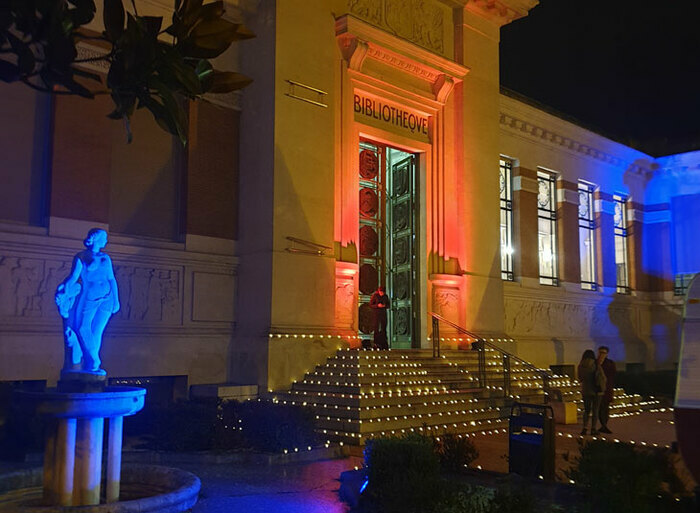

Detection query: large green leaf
(207, 70), (252, 93)
(103, 0), (124, 41)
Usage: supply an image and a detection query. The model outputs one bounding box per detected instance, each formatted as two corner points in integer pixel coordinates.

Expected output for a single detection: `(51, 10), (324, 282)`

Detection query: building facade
(0, 0), (697, 394)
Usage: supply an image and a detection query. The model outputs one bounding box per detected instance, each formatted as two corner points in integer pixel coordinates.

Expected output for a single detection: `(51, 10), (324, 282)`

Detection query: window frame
(578, 181), (597, 291)
(537, 170), (558, 286)
(500, 157), (514, 281)
(613, 194), (631, 294)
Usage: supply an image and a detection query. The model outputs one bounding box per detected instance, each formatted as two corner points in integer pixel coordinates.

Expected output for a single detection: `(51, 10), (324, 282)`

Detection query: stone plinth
(16, 386), (145, 507)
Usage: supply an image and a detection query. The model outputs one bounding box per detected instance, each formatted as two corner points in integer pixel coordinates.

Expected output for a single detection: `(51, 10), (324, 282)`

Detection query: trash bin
(547, 388), (578, 425)
(508, 402), (555, 481)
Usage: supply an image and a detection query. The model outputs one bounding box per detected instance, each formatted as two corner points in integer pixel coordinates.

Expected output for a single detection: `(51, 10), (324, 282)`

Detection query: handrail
(429, 312), (551, 397)
(285, 236), (332, 256)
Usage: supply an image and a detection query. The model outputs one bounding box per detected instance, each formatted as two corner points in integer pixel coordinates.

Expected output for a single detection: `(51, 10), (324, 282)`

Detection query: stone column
(627, 202), (647, 292)
(73, 418), (104, 505)
(594, 191), (617, 291)
(512, 165), (539, 283)
(42, 418), (77, 506)
(557, 179), (580, 285)
(106, 416), (123, 503)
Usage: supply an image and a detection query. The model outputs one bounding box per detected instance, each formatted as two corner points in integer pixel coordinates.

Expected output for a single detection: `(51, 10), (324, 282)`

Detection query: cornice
(464, 0), (539, 27)
(336, 15), (468, 104)
(336, 15), (469, 79)
(499, 110), (654, 177)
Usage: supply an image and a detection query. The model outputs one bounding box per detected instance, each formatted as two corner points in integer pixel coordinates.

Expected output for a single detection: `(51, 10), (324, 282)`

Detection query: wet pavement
(181, 457), (363, 513)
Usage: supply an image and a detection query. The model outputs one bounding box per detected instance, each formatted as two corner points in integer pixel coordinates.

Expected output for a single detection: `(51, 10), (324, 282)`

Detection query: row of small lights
(314, 406), (500, 425)
(272, 348), (665, 446)
(319, 417), (510, 440)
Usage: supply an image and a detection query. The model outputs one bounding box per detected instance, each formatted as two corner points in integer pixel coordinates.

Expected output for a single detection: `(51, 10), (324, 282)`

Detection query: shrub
(434, 432), (479, 472)
(124, 398), (318, 453)
(226, 400), (319, 452)
(362, 433), (442, 513)
(564, 439), (687, 513)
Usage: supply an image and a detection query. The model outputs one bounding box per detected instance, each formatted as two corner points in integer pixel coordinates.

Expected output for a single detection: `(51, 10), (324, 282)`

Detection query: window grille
(537, 171), (558, 286)
(578, 182), (597, 290)
(500, 158), (514, 281)
(613, 195), (630, 294)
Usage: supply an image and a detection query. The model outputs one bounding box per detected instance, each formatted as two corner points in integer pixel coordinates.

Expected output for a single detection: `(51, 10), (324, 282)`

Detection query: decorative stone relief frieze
(348, 0), (445, 55)
(113, 265), (182, 323)
(499, 112), (653, 177)
(504, 297), (642, 339)
(0, 256), (69, 319)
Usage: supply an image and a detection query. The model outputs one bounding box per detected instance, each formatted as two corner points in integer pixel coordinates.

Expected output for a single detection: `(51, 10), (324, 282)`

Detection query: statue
(55, 229), (120, 375)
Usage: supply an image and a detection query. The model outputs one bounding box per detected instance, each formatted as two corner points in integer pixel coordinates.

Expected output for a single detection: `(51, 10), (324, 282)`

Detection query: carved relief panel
(348, 0), (448, 56)
(0, 250), (229, 328)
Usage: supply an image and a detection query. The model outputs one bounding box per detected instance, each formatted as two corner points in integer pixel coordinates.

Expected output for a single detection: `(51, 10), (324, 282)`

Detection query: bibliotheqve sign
(353, 93), (430, 142)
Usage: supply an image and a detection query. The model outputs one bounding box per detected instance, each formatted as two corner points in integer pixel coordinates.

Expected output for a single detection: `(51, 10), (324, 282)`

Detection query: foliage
(564, 439), (688, 513)
(0, 0), (254, 144)
(361, 433), (443, 513)
(124, 398), (319, 453)
(433, 432), (479, 472)
(615, 370), (676, 399)
(434, 485), (495, 513)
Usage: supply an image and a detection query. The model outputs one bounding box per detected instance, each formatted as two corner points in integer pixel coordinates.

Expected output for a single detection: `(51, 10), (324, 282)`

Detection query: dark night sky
(500, 0), (700, 157)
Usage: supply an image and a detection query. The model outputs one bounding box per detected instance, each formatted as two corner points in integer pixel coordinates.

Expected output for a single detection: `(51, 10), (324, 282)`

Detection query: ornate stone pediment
(337, 15), (468, 103)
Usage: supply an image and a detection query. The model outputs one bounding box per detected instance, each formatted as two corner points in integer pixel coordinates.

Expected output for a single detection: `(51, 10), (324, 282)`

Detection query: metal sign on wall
(353, 93), (431, 143)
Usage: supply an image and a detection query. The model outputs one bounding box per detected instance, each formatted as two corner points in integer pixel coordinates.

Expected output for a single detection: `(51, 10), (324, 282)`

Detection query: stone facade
(0, 0), (697, 393)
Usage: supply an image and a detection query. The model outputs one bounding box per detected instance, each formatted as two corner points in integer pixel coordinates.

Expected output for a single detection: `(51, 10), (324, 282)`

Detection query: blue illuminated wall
(652, 151), (700, 279)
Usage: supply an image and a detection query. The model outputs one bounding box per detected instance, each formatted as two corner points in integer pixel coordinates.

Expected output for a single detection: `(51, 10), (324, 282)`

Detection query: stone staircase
(271, 347), (659, 445)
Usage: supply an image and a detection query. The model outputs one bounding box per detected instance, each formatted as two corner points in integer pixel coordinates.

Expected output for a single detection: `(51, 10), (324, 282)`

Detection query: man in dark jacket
(370, 286), (390, 349)
(597, 346), (616, 434)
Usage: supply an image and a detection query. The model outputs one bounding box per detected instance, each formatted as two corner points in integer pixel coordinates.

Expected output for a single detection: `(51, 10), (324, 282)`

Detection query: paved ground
(0, 409), (694, 512)
(178, 457), (363, 513)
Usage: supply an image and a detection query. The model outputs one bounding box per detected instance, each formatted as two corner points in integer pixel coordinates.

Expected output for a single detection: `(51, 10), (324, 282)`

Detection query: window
(500, 158), (514, 280)
(675, 273), (696, 296)
(578, 182), (597, 290)
(537, 171), (557, 285)
(613, 195), (630, 294)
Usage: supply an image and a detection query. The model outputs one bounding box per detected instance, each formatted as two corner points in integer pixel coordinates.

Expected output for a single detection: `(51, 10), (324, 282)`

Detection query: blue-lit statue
(55, 229), (120, 375)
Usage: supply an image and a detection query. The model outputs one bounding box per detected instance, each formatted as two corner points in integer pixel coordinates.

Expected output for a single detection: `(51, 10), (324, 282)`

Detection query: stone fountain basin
(0, 464), (200, 512)
(15, 386), (146, 418)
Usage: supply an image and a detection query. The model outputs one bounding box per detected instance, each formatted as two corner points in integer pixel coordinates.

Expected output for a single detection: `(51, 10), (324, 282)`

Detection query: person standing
(370, 286), (390, 350)
(597, 346), (616, 434)
(578, 350), (605, 435)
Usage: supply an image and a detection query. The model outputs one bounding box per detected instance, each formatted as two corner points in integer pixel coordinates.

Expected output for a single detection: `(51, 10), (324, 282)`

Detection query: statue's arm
(63, 256), (83, 288)
(107, 256), (120, 314)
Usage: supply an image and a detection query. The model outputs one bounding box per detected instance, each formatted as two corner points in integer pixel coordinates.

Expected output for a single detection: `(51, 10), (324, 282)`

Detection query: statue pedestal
(58, 370), (107, 393)
(16, 385), (146, 506)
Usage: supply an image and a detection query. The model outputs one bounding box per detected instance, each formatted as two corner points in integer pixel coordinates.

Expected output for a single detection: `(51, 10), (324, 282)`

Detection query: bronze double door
(357, 140), (418, 349)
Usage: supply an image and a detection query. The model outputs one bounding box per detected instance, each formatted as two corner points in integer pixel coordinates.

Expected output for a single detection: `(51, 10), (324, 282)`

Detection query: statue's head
(84, 229), (108, 251)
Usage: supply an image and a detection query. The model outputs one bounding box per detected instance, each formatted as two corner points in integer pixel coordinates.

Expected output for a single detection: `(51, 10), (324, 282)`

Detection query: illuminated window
(537, 171), (557, 286)
(578, 182), (597, 290)
(613, 195), (630, 294)
(675, 273), (696, 296)
(500, 157), (514, 281)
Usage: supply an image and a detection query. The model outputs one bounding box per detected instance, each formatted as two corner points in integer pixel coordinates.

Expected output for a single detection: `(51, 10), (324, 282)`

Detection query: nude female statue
(55, 229), (120, 374)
